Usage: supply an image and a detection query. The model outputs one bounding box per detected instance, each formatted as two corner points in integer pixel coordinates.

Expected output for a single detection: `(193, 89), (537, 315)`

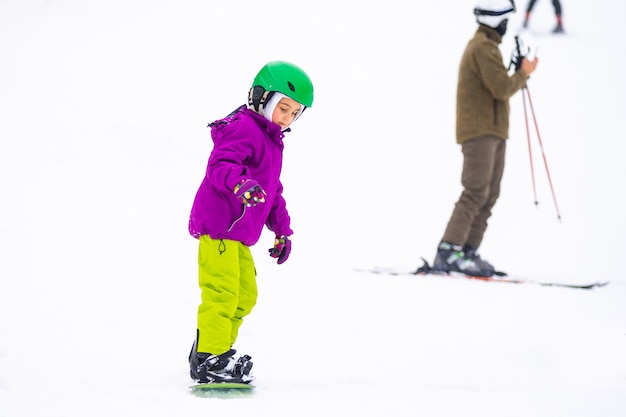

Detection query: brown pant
(442, 135), (506, 248)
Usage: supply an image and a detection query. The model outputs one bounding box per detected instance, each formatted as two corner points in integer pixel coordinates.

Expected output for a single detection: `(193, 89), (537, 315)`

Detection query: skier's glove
(512, 54), (524, 71)
(510, 49), (525, 71)
(234, 179), (266, 207)
(269, 235), (292, 264)
(510, 36), (530, 72)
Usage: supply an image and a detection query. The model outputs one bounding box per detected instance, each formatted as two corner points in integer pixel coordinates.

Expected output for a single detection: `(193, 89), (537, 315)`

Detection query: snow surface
(1, 0), (625, 416)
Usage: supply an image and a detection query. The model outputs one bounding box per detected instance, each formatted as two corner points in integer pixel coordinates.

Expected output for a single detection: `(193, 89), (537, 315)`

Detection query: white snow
(1, 1), (625, 416)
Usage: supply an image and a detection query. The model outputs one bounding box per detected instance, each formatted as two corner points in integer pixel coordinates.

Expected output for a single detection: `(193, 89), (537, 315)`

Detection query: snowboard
(189, 381), (254, 398)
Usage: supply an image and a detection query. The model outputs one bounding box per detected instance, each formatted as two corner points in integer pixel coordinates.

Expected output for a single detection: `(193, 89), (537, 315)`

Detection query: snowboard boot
(463, 245), (497, 276)
(432, 241), (494, 277)
(189, 338), (254, 383)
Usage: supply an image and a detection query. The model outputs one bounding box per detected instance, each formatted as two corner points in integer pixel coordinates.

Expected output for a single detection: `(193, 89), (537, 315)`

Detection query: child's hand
(234, 179), (266, 206)
(269, 235), (292, 264)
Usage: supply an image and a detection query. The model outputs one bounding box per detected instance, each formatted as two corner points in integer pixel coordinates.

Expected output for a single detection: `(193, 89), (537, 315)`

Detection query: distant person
(187, 61), (314, 384)
(430, 0), (538, 277)
(523, 0), (564, 33)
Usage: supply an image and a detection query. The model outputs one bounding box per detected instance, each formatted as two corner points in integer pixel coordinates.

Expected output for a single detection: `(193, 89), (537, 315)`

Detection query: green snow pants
(196, 236), (258, 355)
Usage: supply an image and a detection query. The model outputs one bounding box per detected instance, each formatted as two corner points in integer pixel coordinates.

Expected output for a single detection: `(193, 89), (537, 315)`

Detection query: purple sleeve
(207, 122), (255, 192)
(265, 180), (293, 236)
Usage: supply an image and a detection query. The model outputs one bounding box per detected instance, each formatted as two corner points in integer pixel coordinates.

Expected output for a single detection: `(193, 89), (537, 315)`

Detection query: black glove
(512, 53), (524, 71)
(511, 35), (528, 72)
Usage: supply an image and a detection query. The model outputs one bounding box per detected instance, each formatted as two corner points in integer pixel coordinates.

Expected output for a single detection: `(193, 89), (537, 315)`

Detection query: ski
(356, 258), (609, 290)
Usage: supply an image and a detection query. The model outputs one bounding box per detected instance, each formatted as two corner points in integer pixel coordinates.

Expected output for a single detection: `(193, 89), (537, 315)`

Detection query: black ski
(356, 258), (609, 290)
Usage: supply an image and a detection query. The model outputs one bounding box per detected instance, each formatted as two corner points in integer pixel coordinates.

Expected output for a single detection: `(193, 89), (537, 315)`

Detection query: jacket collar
(477, 24), (502, 44)
(243, 107), (286, 148)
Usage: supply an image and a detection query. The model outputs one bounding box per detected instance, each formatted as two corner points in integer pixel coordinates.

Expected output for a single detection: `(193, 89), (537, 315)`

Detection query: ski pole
(514, 36), (539, 208)
(514, 35), (562, 221)
(521, 85), (539, 207)
(524, 84), (562, 221)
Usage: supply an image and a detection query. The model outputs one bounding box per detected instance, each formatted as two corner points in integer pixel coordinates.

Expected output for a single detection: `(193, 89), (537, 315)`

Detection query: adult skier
(431, 0), (538, 277)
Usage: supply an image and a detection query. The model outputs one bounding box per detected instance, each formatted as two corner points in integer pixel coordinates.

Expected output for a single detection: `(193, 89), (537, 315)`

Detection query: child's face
(271, 97), (303, 130)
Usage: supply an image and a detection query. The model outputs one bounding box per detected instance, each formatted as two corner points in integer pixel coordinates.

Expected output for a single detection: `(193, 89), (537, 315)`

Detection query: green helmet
(250, 61), (314, 109)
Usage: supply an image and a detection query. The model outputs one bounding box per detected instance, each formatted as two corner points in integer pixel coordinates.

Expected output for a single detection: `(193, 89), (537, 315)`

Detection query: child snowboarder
(187, 61), (314, 384)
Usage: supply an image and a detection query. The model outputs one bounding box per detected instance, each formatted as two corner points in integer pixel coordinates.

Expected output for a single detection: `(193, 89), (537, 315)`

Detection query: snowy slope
(1, 1), (625, 416)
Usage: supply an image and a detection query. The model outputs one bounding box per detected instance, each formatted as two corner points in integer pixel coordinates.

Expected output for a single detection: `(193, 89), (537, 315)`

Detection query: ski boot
(463, 245), (498, 276)
(432, 241), (494, 277)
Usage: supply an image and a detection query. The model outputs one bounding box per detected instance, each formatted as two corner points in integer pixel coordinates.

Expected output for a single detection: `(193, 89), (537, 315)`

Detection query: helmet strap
(248, 86), (273, 113)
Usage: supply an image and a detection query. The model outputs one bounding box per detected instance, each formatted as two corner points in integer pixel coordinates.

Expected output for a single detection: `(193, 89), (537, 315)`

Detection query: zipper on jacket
(493, 100), (498, 125)
(228, 206), (246, 232)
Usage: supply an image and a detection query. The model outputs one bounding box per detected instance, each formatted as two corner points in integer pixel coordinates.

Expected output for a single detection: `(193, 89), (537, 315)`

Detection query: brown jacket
(456, 25), (528, 144)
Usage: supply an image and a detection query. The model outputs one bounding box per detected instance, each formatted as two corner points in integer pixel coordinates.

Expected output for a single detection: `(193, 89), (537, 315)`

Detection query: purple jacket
(188, 106), (293, 246)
